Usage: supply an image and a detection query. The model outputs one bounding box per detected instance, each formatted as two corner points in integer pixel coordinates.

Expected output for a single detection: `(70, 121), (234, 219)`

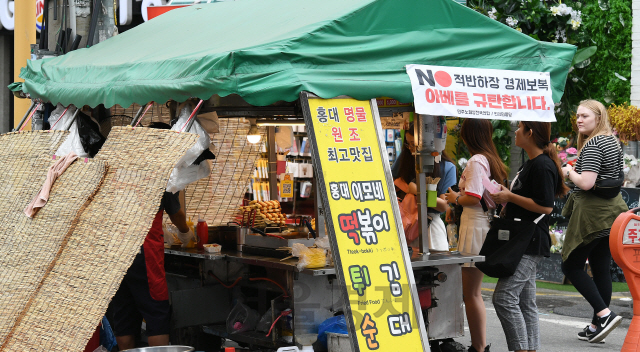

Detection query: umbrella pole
(130, 102), (151, 127)
(179, 99), (204, 132)
(63, 108), (81, 131)
(13, 101), (36, 132)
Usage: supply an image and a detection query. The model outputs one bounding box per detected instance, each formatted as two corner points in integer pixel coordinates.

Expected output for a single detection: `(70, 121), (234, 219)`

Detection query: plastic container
(203, 243), (221, 253)
(226, 303), (260, 334)
(433, 116), (448, 154)
(185, 217), (197, 248)
(276, 347), (299, 352)
(427, 184), (437, 207)
(447, 223), (459, 253)
(197, 217), (208, 250)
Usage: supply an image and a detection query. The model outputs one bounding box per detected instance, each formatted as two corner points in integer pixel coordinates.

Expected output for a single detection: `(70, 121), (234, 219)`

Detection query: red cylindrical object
(197, 218), (208, 250)
(418, 287), (432, 309)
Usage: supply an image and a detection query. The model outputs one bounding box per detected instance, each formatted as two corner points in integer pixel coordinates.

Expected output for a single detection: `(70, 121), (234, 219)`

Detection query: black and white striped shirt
(573, 135), (622, 191)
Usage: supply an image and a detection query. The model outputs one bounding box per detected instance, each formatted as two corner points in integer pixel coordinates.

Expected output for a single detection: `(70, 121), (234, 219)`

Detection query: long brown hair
(576, 99), (613, 152)
(460, 119), (508, 185)
(521, 121), (570, 197)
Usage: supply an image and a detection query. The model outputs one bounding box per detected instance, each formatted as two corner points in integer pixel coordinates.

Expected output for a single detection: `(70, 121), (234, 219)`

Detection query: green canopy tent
(19, 0), (576, 108)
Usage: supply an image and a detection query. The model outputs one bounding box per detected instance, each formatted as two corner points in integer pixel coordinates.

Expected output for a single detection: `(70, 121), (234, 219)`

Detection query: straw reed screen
(0, 131), (67, 199)
(0, 127), (197, 351)
(0, 160), (107, 348)
(184, 118), (265, 226)
(109, 105), (265, 227)
(0, 130), (71, 343)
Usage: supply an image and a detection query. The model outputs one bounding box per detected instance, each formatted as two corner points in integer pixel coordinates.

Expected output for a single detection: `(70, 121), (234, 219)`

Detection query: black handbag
(476, 170), (547, 278)
(590, 170), (624, 199)
(475, 214), (545, 278)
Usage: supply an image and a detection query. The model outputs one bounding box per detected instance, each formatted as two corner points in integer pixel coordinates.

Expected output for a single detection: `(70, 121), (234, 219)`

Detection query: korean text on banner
(406, 64), (556, 122)
(305, 96), (427, 352)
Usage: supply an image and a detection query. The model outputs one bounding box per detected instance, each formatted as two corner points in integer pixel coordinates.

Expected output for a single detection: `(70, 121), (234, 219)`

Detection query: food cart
(14, 0), (576, 351)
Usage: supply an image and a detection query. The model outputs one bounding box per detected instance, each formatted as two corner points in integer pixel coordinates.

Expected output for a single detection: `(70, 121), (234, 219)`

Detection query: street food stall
(7, 0), (576, 351)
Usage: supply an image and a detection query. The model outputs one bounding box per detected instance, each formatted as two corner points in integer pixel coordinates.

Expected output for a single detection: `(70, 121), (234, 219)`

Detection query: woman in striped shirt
(560, 99), (628, 344)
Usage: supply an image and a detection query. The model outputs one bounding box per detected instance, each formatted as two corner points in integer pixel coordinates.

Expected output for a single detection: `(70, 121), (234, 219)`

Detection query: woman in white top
(445, 119), (508, 352)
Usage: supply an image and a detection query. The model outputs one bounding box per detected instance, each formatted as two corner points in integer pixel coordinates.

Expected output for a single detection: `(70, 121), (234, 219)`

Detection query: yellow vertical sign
(304, 96), (427, 352)
(14, 0), (37, 130)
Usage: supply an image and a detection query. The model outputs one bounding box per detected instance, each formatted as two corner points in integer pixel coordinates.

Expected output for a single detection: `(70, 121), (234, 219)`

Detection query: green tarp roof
(19, 0), (576, 108)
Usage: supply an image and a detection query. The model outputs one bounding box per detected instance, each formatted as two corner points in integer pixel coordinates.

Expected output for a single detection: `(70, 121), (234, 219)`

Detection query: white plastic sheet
(166, 102), (213, 193)
(50, 104), (88, 158)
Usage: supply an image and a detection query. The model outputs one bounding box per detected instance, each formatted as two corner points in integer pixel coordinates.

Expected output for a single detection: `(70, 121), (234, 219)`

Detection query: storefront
(7, 0), (576, 350)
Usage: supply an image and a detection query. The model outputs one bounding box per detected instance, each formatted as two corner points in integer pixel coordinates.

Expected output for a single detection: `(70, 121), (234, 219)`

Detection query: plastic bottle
(434, 116), (448, 154)
(197, 216), (208, 250)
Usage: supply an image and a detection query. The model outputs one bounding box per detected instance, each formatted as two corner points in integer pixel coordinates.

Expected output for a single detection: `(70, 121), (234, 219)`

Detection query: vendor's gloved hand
(177, 229), (195, 248)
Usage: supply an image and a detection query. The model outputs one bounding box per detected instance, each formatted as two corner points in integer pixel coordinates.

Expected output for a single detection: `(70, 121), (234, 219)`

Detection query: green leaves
(571, 46), (597, 66)
(491, 120), (511, 165)
(469, 0), (631, 135)
(493, 128), (507, 139)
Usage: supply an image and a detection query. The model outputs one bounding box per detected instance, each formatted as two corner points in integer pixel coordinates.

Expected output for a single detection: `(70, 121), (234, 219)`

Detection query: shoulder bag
(590, 170), (624, 199)
(475, 213), (545, 278)
(588, 140), (624, 199)
(475, 171), (545, 278)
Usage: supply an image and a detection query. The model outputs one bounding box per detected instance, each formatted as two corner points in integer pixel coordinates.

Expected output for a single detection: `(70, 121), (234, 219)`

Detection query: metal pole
(182, 100), (204, 132)
(129, 104), (147, 127)
(63, 108), (81, 131)
(13, 101), (36, 132)
(415, 114), (435, 257)
(86, 0), (101, 47)
(267, 126), (278, 201)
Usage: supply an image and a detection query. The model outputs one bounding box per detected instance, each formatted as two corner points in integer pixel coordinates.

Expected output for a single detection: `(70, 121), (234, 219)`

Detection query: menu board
(301, 93), (428, 352)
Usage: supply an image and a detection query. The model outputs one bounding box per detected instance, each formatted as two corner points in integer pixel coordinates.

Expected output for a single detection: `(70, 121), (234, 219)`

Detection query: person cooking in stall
(111, 122), (194, 349)
(391, 121), (457, 251)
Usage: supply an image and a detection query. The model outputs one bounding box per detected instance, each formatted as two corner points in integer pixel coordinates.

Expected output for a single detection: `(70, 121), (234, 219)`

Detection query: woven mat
(0, 160), (107, 346)
(109, 106), (263, 226)
(0, 130), (70, 342)
(0, 131), (67, 199)
(184, 118), (265, 226)
(0, 127), (197, 351)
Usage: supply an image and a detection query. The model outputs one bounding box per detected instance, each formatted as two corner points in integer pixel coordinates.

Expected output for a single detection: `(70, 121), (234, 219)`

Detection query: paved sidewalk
(482, 281), (634, 321)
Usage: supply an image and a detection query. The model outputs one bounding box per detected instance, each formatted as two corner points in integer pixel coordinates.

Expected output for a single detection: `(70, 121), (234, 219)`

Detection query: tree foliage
(468, 0), (631, 134)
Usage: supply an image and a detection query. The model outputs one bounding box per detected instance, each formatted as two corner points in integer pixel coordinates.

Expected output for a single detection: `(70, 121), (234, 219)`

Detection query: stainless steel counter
(164, 248), (483, 276)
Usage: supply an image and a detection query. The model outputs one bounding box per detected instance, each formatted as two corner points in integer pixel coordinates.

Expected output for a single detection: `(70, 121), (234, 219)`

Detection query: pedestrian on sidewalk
(445, 119), (508, 352)
(560, 99), (627, 344)
(489, 121), (568, 352)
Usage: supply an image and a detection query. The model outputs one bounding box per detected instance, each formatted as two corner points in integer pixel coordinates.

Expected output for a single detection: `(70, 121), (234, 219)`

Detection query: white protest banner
(406, 64), (556, 122)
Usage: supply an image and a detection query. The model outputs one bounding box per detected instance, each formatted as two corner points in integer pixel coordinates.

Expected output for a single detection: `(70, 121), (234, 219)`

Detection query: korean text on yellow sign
(308, 98), (425, 351)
